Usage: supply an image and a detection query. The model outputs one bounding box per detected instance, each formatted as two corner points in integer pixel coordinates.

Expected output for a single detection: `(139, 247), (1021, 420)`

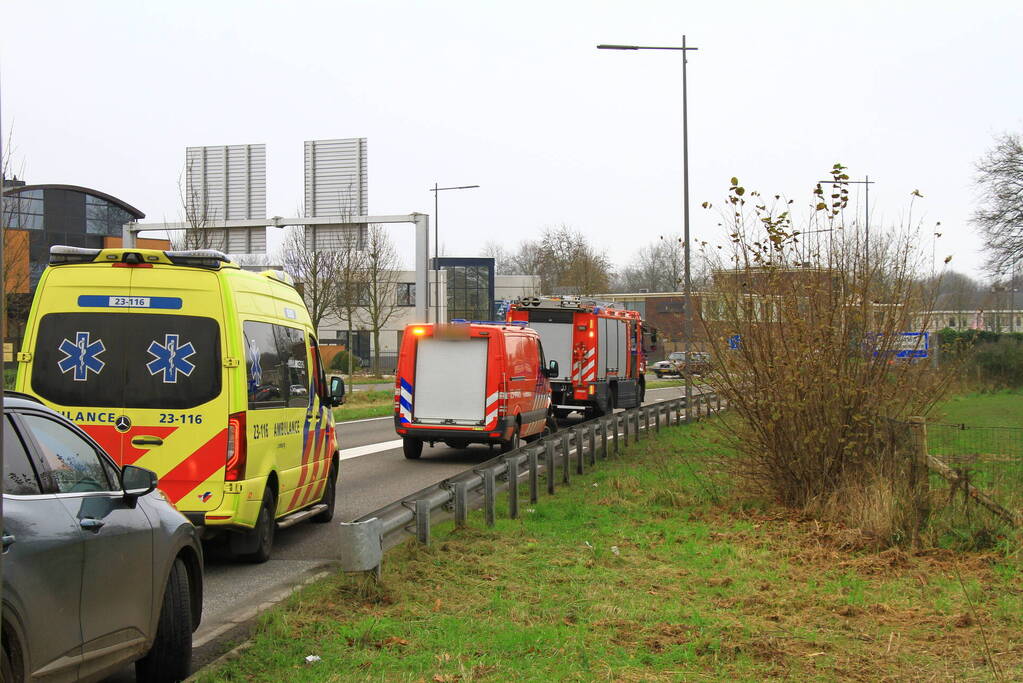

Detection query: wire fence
(925, 422), (1023, 518)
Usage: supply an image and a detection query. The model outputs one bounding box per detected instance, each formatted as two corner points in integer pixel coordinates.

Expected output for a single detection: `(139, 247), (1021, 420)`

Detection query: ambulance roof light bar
(164, 249), (233, 270)
(49, 245), (102, 265)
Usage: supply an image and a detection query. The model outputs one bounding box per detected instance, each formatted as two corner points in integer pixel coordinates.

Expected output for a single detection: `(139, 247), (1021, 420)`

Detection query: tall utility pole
(429, 183), (479, 323)
(598, 36), (699, 421)
(820, 175), (874, 271)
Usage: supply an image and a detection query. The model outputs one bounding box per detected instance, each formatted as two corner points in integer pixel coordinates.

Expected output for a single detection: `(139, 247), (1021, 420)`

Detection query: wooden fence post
(907, 416), (931, 541)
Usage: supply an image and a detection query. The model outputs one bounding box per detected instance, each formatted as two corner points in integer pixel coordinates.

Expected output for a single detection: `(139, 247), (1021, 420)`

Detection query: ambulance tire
(135, 558), (192, 683)
(403, 437), (424, 459)
(311, 461), (338, 523)
(237, 490), (276, 564)
(501, 422), (521, 454)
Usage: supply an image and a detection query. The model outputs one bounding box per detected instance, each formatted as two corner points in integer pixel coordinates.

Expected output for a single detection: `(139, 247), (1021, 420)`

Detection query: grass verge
(332, 390), (393, 423)
(198, 418), (1023, 681)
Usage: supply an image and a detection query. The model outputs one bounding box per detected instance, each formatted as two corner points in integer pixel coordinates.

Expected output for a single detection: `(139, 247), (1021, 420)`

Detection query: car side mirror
(546, 360), (559, 378)
(122, 464), (158, 501)
(329, 376), (346, 406)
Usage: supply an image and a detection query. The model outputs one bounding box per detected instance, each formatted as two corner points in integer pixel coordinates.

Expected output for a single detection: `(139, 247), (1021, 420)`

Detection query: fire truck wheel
(403, 437), (424, 459)
(544, 415), (558, 435)
(554, 408), (571, 420)
(311, 461), (338, 523)
(501, 422), (521, 453)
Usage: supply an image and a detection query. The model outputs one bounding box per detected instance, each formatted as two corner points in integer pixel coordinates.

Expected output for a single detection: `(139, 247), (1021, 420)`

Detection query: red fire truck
(394, 321), (559, 459)
(508, 296), (649, 418)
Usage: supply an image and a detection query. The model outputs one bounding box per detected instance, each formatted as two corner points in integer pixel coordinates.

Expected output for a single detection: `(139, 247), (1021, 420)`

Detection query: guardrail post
(613, 414), (620, 454)
(483, 469), (497, 527)
(507, 456), (519, 519)
(675, 400), (682, 425)
(588, 422), (597, 465)
(634, 410), (642, 442)
(599, 419), (608, 459)
(623, 409), (630, 444)
(453, 481), (468, 527)
(528, 446), (539, 504)
(559, 432), (570, 484)
(545, 440), (556, 495)
(654, 404), (661, 434)
(575, 426), (585, 474)
(415, 499), (431, 545)
(644, 405), (651, 434)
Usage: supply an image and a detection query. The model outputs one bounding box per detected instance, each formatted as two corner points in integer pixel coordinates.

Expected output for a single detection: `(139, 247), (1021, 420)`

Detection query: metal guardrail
(339, 390), (724, 574)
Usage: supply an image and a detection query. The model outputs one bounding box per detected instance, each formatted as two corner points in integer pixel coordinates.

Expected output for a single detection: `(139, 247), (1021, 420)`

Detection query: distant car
(1, 392), (203, 683)
(651, 351), (712, 378)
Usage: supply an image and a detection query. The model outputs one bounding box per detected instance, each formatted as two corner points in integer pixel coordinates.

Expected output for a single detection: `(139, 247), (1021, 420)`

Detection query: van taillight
(226, 411), (247, 481)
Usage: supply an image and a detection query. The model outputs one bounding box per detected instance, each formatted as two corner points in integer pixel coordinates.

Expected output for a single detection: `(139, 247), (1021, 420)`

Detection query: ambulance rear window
(31, 312), (222, 410)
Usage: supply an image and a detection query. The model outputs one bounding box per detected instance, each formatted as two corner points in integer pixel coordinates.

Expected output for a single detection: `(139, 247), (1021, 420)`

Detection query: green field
(198, 418), (1023, 681)
(332, 390), (393, 423)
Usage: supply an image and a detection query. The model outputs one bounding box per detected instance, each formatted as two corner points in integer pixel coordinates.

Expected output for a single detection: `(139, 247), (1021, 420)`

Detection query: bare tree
(2, 130), (33, 343)
(281, 227), (340, 331)
(174, 156), (227, 251)
(480, 241), (513, 274)
(332, 237), (368, 378)
(358, 225), (402, 375)
(973, 131), (1023, 274)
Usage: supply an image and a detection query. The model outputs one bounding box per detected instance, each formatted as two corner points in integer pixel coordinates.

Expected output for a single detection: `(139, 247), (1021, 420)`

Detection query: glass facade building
(2, 184), (145, 287)
(433, 257), (496, 322)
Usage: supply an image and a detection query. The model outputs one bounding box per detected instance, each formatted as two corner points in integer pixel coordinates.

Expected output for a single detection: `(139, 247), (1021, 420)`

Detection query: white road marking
(337, 415), (392, 425)
(339, 439), (404, 460)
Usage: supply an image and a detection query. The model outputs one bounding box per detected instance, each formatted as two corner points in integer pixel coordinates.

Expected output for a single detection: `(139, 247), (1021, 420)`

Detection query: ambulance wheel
(135, 558), (192, 683)
(312, 461), (338, 523)
(236, 490), (276, 563)
(501, 423), (521, 453)
(403, 437), (423, 459)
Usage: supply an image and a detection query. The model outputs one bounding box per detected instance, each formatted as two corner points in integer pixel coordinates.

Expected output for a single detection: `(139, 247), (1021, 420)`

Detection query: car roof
(3, 391), (47, 409)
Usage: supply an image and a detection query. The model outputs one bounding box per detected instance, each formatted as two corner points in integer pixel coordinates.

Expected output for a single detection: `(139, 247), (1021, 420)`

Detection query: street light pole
(598, 37), (699, 421)
(429, 183), (480, 323)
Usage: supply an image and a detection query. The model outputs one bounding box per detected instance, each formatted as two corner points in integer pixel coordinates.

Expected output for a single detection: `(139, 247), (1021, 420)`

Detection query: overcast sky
(3, 0), (1021, 279)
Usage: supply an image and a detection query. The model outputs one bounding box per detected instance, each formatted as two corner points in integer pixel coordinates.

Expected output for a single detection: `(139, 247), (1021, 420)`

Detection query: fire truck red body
(393, 321), (557, 459)
(507, 296), (648, 418)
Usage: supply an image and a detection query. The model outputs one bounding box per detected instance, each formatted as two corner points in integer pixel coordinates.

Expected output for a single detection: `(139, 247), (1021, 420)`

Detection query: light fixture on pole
(428, 183), (480, 324)
(598, 37), (699, 421)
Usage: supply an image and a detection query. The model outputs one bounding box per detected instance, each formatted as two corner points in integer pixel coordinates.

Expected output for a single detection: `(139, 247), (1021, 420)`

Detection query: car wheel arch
(175, 547), (203, 632)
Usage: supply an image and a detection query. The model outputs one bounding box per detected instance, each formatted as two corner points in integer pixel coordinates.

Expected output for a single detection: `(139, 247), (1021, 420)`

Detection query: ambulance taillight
(225, 411), (247, 481)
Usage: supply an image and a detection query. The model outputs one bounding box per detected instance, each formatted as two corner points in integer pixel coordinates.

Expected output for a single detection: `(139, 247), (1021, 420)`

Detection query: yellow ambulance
(16, 246), (346, 562)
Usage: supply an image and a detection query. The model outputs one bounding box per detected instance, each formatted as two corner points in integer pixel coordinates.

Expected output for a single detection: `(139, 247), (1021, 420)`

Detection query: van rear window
(31, 312), (222, 409)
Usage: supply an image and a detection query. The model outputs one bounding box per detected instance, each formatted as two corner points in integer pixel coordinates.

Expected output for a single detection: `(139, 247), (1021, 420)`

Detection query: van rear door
(412, 336), (489, 424)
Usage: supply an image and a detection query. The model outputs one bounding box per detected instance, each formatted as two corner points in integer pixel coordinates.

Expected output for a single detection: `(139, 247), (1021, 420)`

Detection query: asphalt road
(106, 382), (688, 680)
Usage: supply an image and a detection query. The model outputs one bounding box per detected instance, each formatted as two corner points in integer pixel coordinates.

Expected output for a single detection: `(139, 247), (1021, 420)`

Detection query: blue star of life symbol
(57, 331), (106, 381)
(248, 337), (262, 385)
(147, 334), (197, 383)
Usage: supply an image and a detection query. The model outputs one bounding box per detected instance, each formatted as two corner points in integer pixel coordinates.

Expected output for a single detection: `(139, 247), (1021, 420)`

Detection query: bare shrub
(702, 166), (955, 541)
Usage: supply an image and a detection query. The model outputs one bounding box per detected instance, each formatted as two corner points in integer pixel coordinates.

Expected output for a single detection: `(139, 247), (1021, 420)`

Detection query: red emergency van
(394, 321), (558, 459)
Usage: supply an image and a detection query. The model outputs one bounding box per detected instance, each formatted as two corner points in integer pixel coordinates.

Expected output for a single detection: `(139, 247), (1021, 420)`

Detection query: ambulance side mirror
(546, 360), (559, 378)
(328, 376), (346, 406)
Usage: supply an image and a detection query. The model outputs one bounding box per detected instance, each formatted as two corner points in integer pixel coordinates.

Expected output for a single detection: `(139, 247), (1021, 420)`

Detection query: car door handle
(2, 534), (15, 550)
(131, 436), (164, 447)
(80, 518), (105, 532)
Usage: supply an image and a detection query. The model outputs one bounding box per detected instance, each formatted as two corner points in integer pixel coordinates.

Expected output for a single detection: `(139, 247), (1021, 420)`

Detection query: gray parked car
(1, 392), (203, 682)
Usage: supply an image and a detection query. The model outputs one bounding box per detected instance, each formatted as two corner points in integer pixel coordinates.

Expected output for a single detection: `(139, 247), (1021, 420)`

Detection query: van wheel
(501, 423), (521, 453)
(312, 462), (338, 523)
(543, 415), (558, 436)
(3, 635), (22, 683)
(402, 438), (423, 459)
(236, 490), (276, 563)
(135, 558), (192, 683)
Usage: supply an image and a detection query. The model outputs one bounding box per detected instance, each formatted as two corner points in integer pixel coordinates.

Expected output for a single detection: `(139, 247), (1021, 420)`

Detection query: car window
(4, 416), (43, 495)
(21, 414), (114, 494)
